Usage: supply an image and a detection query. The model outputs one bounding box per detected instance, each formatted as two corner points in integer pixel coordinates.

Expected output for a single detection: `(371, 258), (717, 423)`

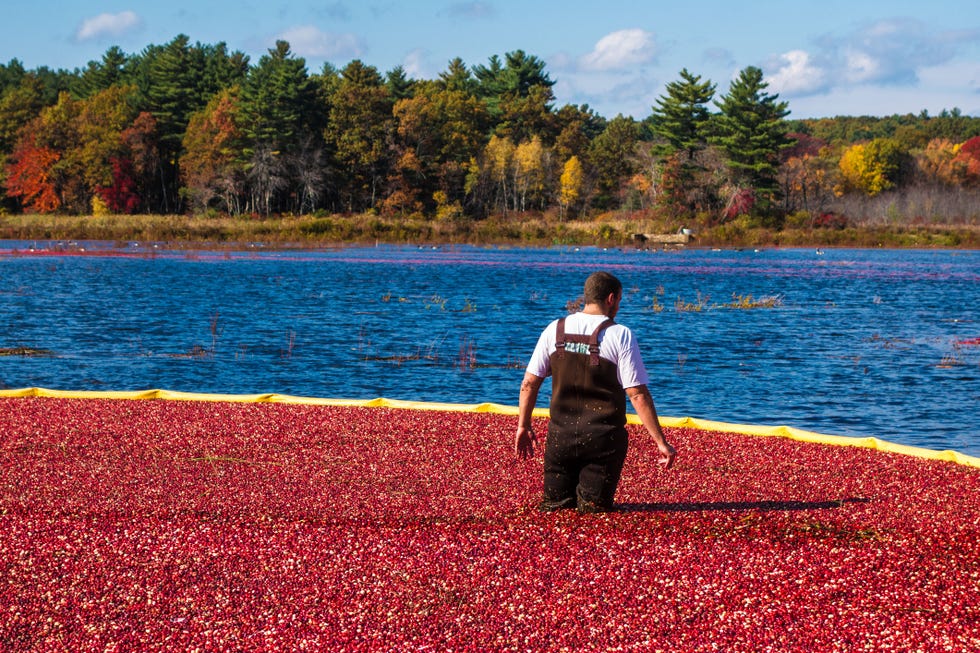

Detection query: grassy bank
(2, 211), (978, 249)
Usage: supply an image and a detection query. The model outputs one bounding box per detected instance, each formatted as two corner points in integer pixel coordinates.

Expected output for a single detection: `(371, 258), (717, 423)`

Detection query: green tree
(239, 41), (318, 151)
(131, 36), (248, 211)
(710, 66), (792, 218)
(0, 74), (46, 154)
(391, 80), (488, 211)
(496, 84), (556, 144)
(74, 46), (129, 98)
(325, 60), (394, 212)
(237, 41), (322, 214)
(587, 115), (638, 210)
(554, 104), (606, 163)
(0, 59), (28, 95)
(385, 66), (415, 101)
(650, 68), (715, 161)
(438, 58), (477, 95)
(474, 50), (554, 122)
(649, 69), (717, 217)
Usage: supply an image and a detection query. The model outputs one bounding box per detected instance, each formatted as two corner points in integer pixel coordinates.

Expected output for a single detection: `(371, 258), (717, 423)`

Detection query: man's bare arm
(626, 384), (676, 469)
(515, 372), (544, 458)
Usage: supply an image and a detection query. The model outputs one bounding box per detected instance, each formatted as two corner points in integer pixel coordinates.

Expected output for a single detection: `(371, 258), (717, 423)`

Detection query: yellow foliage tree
(559, 155), (584, 220)
(837, 138), (902, 196)
(483, 134), (515, 213)
(513, 136), (548, 211)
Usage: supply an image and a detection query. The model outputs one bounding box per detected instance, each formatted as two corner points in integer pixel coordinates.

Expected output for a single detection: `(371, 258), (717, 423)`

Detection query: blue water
(2, 242), (978, 456)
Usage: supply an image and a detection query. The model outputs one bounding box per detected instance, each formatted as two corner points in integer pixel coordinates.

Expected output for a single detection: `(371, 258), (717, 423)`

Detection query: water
(2, 242), (978, 456)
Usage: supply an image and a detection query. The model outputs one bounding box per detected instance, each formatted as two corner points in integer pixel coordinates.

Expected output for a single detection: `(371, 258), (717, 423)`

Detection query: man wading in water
(515, 271), (676, 513)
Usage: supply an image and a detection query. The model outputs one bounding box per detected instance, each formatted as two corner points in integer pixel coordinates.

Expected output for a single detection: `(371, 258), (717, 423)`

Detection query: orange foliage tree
(4, 120), (61, 212)
(951, 136), (980, 186)
(917, 138), (959, 186)
(779, 132), (832, 214)
(181, 88), (244, 212)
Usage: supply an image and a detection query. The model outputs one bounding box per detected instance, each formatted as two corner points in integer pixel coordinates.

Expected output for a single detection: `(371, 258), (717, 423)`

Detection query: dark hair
(583, 271), (622, 305)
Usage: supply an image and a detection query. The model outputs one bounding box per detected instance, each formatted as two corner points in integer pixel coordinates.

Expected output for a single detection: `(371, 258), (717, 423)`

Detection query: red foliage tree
(952, 136), (980, 186)
(96, 157), (141, 214)
(4, 122), (62, 213)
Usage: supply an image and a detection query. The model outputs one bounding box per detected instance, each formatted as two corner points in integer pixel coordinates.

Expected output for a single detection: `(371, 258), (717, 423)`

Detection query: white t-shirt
(526, 312), (650, 389)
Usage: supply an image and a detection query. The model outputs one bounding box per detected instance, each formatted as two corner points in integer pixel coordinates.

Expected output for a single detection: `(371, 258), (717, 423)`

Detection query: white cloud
(830, 18), (971, 87)
(402, 48), (434, 79)
(276, 25), (365, 60)
(843, 48), (881, 84)
(447, 2), (495, 19)
(766, 50), (829, 95)
(765, 18), (980, 115)
(554, 71), (660, 119)
(579, 29), (657, 72)
(74, 11), (141, 42)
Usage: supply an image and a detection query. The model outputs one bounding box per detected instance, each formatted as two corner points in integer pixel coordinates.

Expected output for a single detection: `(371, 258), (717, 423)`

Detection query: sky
(2, 0), (979, 121)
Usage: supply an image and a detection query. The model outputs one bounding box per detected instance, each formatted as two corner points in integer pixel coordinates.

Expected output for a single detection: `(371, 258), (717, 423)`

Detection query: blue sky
(3, 1), (979, 120)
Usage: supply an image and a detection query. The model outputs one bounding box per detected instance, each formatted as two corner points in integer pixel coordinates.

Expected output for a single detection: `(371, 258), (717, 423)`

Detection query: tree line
(2, 35), (979, 229)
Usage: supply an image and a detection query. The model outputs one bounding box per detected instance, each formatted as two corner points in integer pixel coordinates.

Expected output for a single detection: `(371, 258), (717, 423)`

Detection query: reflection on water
(2, 243), (978, 455)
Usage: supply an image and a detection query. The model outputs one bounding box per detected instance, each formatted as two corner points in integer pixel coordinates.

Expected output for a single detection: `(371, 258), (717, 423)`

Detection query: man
(515, 271), (676, 513)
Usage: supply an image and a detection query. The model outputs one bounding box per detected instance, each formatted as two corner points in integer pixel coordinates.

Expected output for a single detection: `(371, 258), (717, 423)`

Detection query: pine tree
(710, 66), (791, 202)
(238, 41), (322, 214)
(438, 58), (477, 95)
(385, 66), (415, 101)
(650, 68), (715, 161)
(75, 46), (129, 98)
(239, 41), (317, 151)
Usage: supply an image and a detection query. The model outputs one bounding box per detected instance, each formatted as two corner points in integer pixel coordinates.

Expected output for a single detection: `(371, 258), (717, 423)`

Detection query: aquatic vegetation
(723, 293), (784, 309)
(0, 347), (53, 357)
(2, 397), (979, 651)
(674, 290), (711, 312)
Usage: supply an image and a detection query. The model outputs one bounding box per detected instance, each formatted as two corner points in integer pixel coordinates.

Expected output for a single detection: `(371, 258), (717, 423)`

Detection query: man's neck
(581, 303), (608, 317)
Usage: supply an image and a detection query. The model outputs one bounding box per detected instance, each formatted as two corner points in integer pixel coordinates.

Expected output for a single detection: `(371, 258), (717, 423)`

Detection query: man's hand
(657, 442), (677, 470)
(515, 426), (538, 459)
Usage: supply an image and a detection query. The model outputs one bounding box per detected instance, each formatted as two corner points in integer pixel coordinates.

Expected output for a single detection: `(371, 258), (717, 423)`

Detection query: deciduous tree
(181, 88), (244, 212)
(558, 155), (584, 220)
(779, 132), (832, 214)
(326, 60), (394, 212)
(4, 120), (61, 212)
(837, 138), (904, 196)
(587, 115), (638, 210)
(951, 136), (980, 186)
(0, 74), (45, 154)
(391, 81), (488, 211)
(512, 136), (549, 211)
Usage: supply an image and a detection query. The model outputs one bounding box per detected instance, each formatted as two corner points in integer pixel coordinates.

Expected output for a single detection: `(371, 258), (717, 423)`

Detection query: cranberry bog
(2, 395), (979, 652)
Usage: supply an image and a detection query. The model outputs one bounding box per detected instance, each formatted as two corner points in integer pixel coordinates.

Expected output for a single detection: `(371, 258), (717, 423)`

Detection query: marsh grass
(6, 211), (977, 249)
(670, 292), (784, 312)
(722, 293), (784, 309)
(675, 291), (711, 312)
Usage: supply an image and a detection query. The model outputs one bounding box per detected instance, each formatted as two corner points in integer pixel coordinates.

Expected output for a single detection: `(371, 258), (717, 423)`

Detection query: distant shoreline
(2, 212), (978, 250)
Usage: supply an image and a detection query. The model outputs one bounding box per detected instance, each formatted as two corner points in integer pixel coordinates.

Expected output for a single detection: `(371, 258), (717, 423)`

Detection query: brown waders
(542, 317), (629, 513)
